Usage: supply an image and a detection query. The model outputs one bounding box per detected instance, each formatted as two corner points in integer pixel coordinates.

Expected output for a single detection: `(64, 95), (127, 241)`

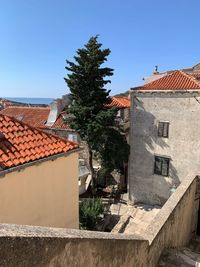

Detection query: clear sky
(1, 0), (200, 98)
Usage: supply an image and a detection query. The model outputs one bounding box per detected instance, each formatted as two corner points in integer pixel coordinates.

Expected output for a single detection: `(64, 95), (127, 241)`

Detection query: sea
(4, 97), (54, 105)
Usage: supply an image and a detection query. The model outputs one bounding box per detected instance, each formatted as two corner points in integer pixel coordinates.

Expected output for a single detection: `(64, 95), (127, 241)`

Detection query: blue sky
(1, 0), (200, 98)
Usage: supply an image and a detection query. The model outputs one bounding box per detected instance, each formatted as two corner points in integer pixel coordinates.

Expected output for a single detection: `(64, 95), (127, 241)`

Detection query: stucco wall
(129, 90), (200, 205)
(0, 175), (198, 267)
(146, 175), (199, 267)
(0, 224), (148, 267)
(0, 152), (79, 229)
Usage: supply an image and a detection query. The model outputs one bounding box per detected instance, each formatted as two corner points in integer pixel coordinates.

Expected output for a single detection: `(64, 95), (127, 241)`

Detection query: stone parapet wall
(146, 174), (199, 267)
(0, 175), (198, 267)
(0, 224), (148, 267)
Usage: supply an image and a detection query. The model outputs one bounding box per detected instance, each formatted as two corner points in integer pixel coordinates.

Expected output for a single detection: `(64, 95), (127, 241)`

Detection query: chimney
(153, 65), (159, 74)
(45, 94), (72, 127)
(62, 94), (72, 106)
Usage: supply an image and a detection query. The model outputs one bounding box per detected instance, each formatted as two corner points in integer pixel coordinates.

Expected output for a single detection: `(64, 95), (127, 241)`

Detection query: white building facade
(129, 70), (200, 205)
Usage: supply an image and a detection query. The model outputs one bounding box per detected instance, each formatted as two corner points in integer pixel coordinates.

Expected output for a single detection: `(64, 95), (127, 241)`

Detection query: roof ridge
(142, 70), (177, 88)
(0, 106), (70, 130)
(179, 70), (200, 87)
(0, 114), (76, 146)
(106, 96), (130, 108)
(2, 106), (50, 110)
(114, 96), (129, 99)
(141, 70), (200, 90)
(0, 113), (78, 169)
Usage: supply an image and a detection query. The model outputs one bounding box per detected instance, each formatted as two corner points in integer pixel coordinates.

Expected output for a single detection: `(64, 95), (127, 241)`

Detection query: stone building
(0, 114), (79, 228)
(129, 69), (200, 205)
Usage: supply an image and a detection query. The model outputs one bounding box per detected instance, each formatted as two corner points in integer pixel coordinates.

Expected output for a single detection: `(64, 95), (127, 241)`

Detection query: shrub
(79, 198), (104, 230)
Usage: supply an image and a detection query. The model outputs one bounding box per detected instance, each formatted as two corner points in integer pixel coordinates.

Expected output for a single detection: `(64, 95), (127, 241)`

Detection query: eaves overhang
(0, 147), (81, 178)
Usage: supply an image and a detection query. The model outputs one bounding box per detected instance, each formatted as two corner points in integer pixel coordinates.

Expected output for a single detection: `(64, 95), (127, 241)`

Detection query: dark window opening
(158, 122), (169, 138)
(154, 156), (169, 176)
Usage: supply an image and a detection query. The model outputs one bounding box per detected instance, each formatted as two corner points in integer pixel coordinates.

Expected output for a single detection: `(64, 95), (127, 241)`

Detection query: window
(158, 122), (169, 138)
(116, 110), (121, 117)
(154, 156), (169, 176)
(68, 133), (78, 142)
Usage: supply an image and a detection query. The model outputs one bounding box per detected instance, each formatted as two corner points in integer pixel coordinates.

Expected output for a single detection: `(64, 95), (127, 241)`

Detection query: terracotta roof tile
(105, 97), (130, 108)
(0, 114), (78, 170)
(0, 107), (70, 130)
(189, 73), (200, 79)
(137, 70), (200, 91)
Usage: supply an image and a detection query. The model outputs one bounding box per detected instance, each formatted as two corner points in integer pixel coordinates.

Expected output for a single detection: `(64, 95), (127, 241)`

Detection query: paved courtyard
(109, 194), (161, 236)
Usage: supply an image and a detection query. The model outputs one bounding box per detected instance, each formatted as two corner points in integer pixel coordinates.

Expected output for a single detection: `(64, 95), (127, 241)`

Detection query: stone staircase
(158, 236), (200, 266)
(123, 204), (160, 235)
(110, 201), (160, 235)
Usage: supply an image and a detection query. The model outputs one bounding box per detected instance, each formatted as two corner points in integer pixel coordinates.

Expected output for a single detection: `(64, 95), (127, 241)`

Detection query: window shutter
(158, 122), (164, 137)
(158, 122), (169, 138)
(162, 158), (169, 176)
(163, 123), (169, 138)
(154, 157), (162, 175)
(154, 156), (169, 176)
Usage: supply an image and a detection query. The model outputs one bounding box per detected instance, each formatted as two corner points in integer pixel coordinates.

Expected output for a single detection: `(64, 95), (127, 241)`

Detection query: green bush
(79, 198), (104, 230)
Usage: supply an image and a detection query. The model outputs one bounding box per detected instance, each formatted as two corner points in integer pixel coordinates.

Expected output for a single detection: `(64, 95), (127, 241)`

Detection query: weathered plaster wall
(129, 90), (200, 205)
(0, 175), (198, 267)
(146, 175), (199, 267)
(0, 152), (79, 229)
(0, 224), (148, 267)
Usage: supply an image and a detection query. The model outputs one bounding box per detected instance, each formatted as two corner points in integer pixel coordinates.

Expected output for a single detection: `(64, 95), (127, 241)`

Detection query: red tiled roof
(0, 114), (78, 170)
(137, 71), (200, 91)
(52, 114), (69, 129)
(189, 73), (200, 79)
(0, 107), (70, 130)
(106, 97), (130, 108)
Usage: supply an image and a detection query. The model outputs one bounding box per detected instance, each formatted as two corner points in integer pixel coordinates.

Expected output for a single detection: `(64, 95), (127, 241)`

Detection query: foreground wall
(0, 175), (198, 267)
(0, 152), (79, 229)
(129, 90), (200, 205)
(0, 224), (148, 267)
(146, 174), (199, 266)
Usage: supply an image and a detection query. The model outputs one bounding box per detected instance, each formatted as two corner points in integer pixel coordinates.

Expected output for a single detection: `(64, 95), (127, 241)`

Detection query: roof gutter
(130, 88), (200, 93)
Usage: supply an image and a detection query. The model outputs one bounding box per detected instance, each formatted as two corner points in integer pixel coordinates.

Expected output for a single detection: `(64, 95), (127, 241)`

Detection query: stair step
(188, 236), (200, 254)
(158, 248), (200, 267)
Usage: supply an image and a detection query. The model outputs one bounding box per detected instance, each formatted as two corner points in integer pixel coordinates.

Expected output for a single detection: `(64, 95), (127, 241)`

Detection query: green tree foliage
(64, 36), (129, 192)
(97, 128), (130, 175)
(79, 198), (104, 230)
(115, 90), (129, 97)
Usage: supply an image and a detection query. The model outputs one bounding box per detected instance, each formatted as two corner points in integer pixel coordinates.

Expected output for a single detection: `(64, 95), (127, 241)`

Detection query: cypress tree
(65, 36), (129, 193)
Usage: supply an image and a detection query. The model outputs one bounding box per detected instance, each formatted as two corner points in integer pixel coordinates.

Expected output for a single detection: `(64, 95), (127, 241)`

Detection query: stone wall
(0, 175), (198, 267)
(146, 174), (199, 267)
(129, 90), (200, 205)
(0, 224), (148, 267)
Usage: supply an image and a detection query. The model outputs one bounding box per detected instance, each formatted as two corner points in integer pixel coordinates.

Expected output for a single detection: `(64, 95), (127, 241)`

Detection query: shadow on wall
(130, 96), (180, 205)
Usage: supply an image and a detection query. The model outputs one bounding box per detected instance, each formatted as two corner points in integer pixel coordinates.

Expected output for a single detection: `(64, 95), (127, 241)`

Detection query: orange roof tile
(0, 107), (70, 130)
(106, 97), (130, 108)
(0, 114), (78, 170)
(189, 73), (200, 79)
(136, 71), (200, 91)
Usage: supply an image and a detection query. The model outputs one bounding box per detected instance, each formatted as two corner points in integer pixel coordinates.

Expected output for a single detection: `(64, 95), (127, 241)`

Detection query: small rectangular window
(158, 122), (169, 138)
(68, 133), (78, 142)
(154, 156), (169, 176)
